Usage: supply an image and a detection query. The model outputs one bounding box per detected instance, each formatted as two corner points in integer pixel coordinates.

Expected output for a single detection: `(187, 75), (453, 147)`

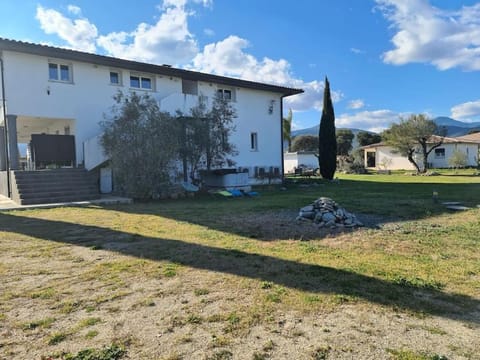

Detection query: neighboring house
(284, 151), (318, 173)
(0, 38), (302, 201)
(362, 135), (479, 171)
(455, 132), (480, 145)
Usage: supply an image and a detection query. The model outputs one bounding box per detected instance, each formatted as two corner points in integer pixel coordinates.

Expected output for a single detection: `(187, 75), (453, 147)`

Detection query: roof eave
(0, 38), (304, 96)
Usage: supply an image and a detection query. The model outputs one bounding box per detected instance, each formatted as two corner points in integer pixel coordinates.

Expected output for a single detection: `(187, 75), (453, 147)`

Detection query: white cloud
(347, 99), (365, 109)
(67, 5), (81, 15)
(451, 99), (480, 120)
(336, 109), (407, 133)
(376, 0), (480, 71)
(191, 35), (342, 111)
(97, 1), (198, 65)
(193, 0), (213, 8)
(203, 28), (215, 36)
(36, 5), (98, 52)
(350, 47), (364, 54)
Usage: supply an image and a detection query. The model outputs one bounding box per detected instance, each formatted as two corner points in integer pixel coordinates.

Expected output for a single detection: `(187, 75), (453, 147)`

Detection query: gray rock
(301, 205), (314, 212)
(441, 201), (462, 205)
(297, 197), (363, 231)
(322, 212), (336, 222)
(446, 205), (471, 211)
(314, 213), (324, 223)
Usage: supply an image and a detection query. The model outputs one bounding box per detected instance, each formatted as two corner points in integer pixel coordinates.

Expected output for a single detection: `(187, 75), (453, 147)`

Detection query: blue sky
(2, 0), (480, 132)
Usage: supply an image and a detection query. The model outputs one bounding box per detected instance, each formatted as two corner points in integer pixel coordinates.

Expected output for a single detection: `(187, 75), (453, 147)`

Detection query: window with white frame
(250, 132), (258, 151)
(130, 74), (153, 90)
(110, 71), (122, 85)
(217, 88), (234, 101)
(48, 62), (72, 83)
(434, 148), (445, 158)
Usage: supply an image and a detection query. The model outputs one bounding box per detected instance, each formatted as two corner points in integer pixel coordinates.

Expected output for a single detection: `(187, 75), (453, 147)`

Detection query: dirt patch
(223, 210), (394, 241)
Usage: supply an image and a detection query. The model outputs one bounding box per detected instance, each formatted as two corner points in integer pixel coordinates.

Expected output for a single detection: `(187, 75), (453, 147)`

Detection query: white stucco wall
(367, 143), (479, 170)
(1, 50), (285, 181)
(373, 146), (416, 170)
(429, 143), (478, 168)
(284, 152), (318, 173)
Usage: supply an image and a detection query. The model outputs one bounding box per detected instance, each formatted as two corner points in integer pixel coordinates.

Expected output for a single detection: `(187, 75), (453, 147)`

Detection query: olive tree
(178, 93), (238, 182)
(383, 114), (445, 173)
(101, 91), (180, 198)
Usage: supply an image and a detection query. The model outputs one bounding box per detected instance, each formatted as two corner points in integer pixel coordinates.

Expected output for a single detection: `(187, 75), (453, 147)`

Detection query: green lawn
(0, 171), (479, 359)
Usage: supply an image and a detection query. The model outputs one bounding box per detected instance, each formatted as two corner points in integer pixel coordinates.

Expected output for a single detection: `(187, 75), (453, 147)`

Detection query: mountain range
(291, 117), (480, 138)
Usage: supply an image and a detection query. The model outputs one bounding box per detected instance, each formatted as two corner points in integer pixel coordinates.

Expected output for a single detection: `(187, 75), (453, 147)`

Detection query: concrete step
(16, 181), (97, 191)
(12, 169), (100, 205)
(17, 186), (97, 195)
(20, 193), (101, 205)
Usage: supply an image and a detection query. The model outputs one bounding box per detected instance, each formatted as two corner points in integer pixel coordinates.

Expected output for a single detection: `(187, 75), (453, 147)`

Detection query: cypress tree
(318, 77), (337, 179)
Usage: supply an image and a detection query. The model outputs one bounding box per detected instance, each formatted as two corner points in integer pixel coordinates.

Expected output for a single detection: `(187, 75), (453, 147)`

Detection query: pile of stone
(296, 197), (363, 228)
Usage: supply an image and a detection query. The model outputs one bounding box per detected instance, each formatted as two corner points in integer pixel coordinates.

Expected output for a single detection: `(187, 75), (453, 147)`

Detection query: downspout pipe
(0, 55), (11, 198)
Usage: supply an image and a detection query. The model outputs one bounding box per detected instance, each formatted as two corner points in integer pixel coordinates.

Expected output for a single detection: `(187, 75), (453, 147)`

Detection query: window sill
(48, 79), (74, 85)
(129, 87), (155, 92)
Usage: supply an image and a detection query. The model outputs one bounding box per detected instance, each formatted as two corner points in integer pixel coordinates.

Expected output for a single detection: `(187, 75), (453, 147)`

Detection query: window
(182, 79), (198, 95)
(217, 88), (234, 101)
(250, 132), (258, 151)
(435, 148), (445, 158)
(110, 71), (121, 85)
(48, 62), (72, 82)
(141, 77), (151, 89)
(130, 74), (153, 90)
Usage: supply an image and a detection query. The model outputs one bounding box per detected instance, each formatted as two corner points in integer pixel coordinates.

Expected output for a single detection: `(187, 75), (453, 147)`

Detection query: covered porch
(0, 114), (76, 171)
(0, 115), (96, 203)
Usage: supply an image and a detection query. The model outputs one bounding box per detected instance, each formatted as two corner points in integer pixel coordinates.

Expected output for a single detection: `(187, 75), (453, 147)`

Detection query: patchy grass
(21, 317), (55, 330)
(0, 172), (479, 358)
(47, 331), (68, 345)
(387, 348), (449, 360)
(62, 344), (125, 360)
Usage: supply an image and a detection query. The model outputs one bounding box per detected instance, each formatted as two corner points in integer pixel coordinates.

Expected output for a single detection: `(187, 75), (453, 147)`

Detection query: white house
(362, 135), (479, 171)
(0, 38), (302, 202)
(284, 151), (318, 173)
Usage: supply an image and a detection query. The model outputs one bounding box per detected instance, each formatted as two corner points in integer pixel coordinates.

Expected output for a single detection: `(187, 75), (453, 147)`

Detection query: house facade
(362, 136), (479, 171)
(0, 38), (302, 199)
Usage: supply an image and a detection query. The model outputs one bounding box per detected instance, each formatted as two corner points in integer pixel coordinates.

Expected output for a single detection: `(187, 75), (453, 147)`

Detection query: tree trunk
(422, 150), (429, 173)
(407, 150), (421, 173)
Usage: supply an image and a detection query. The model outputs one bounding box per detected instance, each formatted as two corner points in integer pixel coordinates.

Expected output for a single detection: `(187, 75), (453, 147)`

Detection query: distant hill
(433, 117), (480, 136)
(290, 117), (480, 143)
(292, 126), (369, 138)
(434, 116), (480, 128)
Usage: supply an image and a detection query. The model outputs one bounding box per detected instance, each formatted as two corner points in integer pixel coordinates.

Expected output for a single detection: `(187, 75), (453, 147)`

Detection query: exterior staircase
(11, 168), (100, 205)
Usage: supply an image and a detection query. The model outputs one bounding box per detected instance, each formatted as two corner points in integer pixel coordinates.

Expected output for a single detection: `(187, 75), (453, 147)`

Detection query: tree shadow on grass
(96, 178), (480, 241)
(0, 211), (478, 325)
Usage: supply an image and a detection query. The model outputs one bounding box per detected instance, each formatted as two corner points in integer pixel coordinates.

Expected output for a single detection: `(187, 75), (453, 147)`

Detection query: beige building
(362, 135), (480, 171)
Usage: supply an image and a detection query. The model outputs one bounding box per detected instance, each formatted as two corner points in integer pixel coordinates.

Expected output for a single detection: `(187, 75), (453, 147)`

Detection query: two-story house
(0, 38), (302, 204)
